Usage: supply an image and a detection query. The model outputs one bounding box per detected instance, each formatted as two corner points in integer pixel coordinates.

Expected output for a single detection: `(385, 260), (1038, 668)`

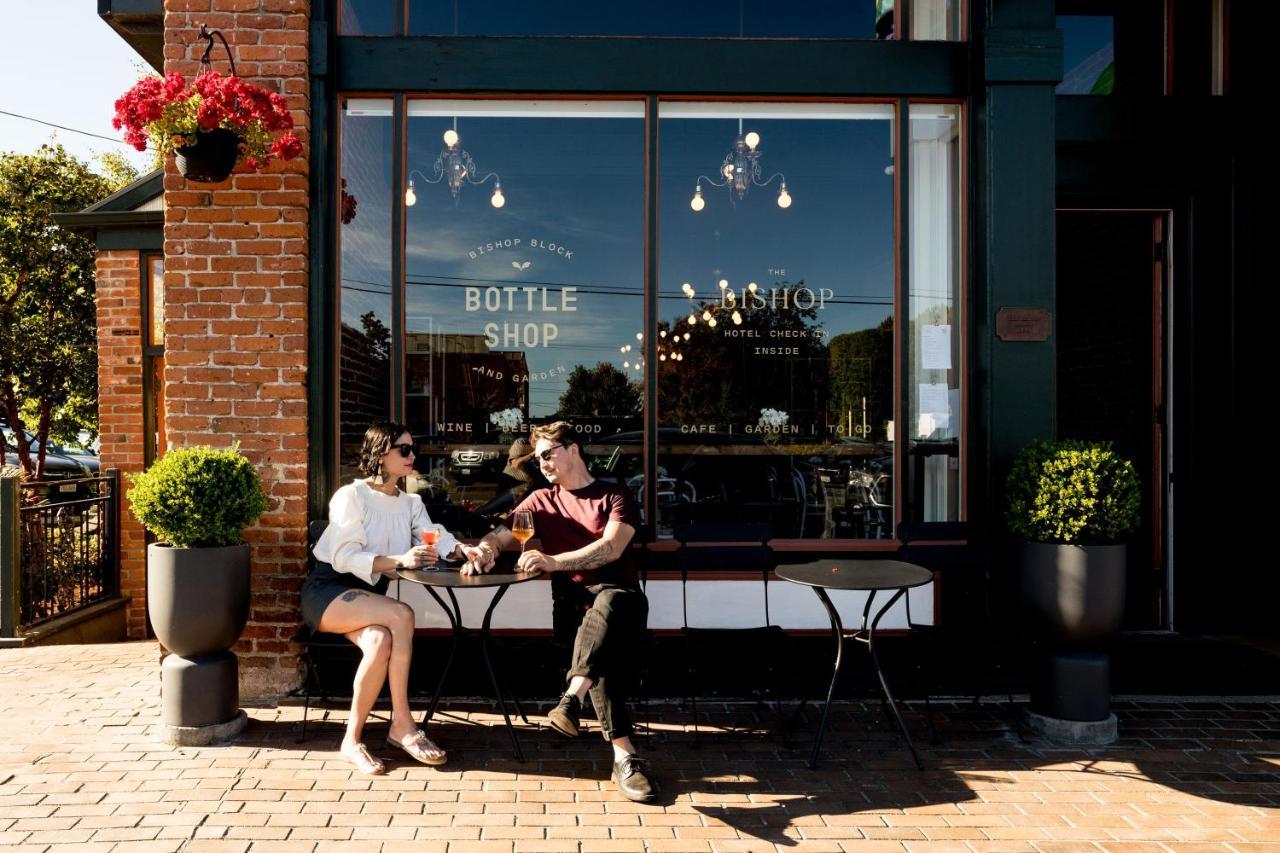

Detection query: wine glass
(420, 525), (440, 568)
(510, 511), (534, 558)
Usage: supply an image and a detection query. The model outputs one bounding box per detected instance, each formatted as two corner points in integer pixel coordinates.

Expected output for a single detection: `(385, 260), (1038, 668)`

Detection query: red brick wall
(163, 0), (310, 699)
(96, 251), (149, 640)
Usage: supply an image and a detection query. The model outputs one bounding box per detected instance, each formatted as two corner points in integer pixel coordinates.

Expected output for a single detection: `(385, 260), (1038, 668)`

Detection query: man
(464, 421), (656, 803)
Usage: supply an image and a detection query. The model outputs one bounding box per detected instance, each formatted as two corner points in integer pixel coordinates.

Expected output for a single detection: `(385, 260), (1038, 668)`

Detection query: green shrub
(128, 446), (269, 548)
(1006, 439), (1141, 545)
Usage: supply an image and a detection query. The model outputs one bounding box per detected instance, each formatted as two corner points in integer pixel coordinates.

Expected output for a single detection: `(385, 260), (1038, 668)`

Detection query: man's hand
(516, 549), (558, 575)
(460, 543), (496, 576)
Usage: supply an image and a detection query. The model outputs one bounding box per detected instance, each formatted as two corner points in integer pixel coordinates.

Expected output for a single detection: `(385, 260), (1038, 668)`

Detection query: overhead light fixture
(405, 121), (504, 209)
(690, 120), (791, 212)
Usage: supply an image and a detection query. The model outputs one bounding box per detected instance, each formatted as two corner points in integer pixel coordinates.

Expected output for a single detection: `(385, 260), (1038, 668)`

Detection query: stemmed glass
(510, 511), (534, 557)
(420, 525), (440, 568)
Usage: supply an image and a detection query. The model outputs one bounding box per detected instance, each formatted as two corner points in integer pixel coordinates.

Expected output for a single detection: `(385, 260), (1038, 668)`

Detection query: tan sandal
(341, 742), (386, 775)
(386, 729), (448, 766)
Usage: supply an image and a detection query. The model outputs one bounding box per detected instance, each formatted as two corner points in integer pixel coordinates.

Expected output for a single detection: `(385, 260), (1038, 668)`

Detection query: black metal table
(776, 558), (934, 770)
(396, 562), (540, 762)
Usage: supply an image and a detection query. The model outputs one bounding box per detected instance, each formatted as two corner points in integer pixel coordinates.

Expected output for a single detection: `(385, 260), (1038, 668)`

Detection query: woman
(302, 420), (482, 774)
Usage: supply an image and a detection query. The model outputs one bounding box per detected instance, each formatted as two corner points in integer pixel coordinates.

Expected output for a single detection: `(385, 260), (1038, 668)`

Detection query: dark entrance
(1055, 210), (1169, 629)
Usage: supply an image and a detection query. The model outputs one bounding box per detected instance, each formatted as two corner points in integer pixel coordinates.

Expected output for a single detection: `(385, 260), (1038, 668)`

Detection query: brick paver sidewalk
(1, 642), (1278, 852)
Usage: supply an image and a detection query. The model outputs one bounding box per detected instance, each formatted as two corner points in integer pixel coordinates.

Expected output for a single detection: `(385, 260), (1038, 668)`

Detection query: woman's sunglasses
(391, 442), (416, 458)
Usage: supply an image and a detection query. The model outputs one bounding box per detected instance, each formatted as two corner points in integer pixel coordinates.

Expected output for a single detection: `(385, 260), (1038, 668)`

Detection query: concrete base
(158, 709), (248, 746)
(1024, 708), (1118, 745)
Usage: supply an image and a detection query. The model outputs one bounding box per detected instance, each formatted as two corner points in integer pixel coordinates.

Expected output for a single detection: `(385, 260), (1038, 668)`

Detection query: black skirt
(300, 560), (391, 632)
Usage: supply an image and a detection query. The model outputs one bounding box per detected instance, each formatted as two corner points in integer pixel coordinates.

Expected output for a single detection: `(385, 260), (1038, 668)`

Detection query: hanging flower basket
(174, 127), (241, 183)
(112, 26), (303, 183)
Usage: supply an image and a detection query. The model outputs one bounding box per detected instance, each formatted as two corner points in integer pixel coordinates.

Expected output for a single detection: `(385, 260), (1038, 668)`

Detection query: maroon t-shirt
(511, 478), (640, 587)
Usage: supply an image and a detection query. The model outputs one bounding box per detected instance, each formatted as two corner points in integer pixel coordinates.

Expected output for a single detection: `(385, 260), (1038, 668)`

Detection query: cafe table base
(396, 568), (536, 762)
(776, 559), (935, 770)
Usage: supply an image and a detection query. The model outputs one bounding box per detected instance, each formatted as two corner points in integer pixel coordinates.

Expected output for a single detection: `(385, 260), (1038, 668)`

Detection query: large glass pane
(654, 102), (895, 540)
(910, 0), (963, 41)
(338, 99), (395, 483)
(410, 0), (879, 38)
(403, 100), (645, 533)
(907, 103), (962, 522)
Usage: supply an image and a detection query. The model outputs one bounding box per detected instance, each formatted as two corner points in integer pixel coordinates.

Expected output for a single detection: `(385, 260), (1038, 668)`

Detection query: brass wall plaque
(996, 307), (1051, 342)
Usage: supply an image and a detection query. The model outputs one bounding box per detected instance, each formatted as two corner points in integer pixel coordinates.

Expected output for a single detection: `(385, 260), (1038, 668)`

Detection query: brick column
(163, 0), (310, 699)
(96, 251), (149, 639)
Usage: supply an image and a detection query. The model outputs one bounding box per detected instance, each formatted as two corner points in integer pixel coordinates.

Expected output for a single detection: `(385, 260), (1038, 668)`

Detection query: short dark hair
(358, 420), (412, 477)
(530, 420), (580, 453)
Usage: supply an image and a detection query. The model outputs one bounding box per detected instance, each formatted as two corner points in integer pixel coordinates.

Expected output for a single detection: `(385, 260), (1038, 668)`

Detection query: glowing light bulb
(682, 282), (695, 297)
(748, 281), (758, 292)
(659, 330), (667, 338)
(690, 187), (705, 212)
(732, 310), (742, 325)
(623, 361), (630, 368)
(659, 354), (666, 361)
(744, 131), (760, 150)
(722, 163), (735, 179)
(701, 310), (711, 322)
(443, 128), (459, 147)
(688, 314), (698, 325)
(684, 333), (691, 341)
(718, 279), (728, 289)
(490, 183), (505, 208)
(620, 346), (626, 353)
(777, 183), (792, 209)
(404, 182), (417, 207)
(707, 316), (717, 327)
(636, 332), (643, 340)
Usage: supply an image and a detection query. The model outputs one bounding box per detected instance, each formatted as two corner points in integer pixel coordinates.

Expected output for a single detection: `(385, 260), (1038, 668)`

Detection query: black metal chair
(293, 518), (372, 742)
(673, 522), (789, 746)
(896, 521), (1011, 726)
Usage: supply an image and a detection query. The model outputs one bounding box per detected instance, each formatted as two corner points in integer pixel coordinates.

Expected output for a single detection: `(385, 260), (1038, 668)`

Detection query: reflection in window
(338, 99), (395, 482)
(656, 102), (896, 540)
(148, 256), (164, 348)
(910, 0), (963, 41)
(1057, 16), (1115, 94)
(402, 100), (645, 534)
(908, 104), (962, 522)
(341, 0), (397, 34)
(409, 0), (878, 38)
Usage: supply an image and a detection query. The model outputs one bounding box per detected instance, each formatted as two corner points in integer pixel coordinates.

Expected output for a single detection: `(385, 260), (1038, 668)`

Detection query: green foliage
(93, 151), (142, 192)
(828, 317), (893, 439)
(0, 145), (112, 475)
(558, 362), (642, 419)
(128, 446), (269, 548)
(1006, 439), (1141, 545)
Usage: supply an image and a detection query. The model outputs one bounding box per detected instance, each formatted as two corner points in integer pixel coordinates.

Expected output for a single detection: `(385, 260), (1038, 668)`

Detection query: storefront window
(338, 99), (395, 482)
(907, 103), (963, 522)
(402, 100), (645, 534)
(654, 102), (896, 540)
(340, 0), (398, 34)
(1057, 16), (1116, 94)
(910, 0), (963, 41)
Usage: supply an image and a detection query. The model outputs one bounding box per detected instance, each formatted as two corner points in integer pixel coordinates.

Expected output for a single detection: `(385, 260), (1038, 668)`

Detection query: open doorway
(1056, 210), (1170, 630)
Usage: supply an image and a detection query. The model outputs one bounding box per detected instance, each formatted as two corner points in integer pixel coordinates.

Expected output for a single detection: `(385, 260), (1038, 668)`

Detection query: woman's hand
(397, 544), (436, 569)
(460, 543), (495, 576)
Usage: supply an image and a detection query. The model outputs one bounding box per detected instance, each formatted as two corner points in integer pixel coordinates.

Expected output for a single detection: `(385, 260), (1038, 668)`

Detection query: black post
(0, 470), (19, 638)
(106, 468), (121, 598)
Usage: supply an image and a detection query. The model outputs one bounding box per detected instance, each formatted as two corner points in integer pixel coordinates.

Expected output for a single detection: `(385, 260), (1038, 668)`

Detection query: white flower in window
(489, 407), (524, 433)
(757, 408), (789, 432)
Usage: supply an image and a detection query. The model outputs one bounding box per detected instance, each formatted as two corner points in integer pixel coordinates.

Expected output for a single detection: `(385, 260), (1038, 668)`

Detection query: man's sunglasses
(391, 442), (416, 458)
(536, 443), (565, 461)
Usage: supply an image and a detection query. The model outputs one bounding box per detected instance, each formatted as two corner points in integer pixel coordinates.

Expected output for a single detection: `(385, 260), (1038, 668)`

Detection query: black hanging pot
(175, 127), (240, 183)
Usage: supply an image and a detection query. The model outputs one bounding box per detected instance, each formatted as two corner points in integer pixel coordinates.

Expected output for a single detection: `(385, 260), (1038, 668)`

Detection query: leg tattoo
(340, 590), (369, 602)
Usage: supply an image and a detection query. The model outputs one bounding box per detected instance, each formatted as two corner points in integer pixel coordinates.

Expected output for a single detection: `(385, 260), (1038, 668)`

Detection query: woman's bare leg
(343, 625), (391, 747)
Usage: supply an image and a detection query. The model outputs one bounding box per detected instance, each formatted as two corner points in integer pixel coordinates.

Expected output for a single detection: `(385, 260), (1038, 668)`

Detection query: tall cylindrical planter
(1018, 540), (1127, 736)
(148, 542), (250, 744)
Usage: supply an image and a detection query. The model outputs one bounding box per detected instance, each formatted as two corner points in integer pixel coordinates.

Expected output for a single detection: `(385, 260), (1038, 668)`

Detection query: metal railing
(1, 468), (120, 636)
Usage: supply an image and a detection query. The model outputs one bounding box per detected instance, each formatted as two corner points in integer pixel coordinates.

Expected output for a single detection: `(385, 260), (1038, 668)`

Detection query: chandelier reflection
(691, 121), (790, 212)
(405, 124), (505, 209)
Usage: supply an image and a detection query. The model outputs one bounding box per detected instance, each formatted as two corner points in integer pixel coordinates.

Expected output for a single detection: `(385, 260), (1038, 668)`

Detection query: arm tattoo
(340, 590), (369, 602)
(555, 538), (616, 573)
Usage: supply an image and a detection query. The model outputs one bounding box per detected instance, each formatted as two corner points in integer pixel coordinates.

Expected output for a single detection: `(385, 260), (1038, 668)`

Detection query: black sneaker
(612, 753), (657, 803)
(546, 692), (581, 737)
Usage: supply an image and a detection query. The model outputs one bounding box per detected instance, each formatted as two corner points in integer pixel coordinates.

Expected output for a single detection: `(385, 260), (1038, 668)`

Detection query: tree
(94, 151), (143, 192)
(0, 145), (114, 476)
(557, 362), (642, 419)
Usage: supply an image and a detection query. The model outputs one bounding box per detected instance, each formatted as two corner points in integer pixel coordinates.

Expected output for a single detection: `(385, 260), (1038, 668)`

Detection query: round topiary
(128, 446), (269, 548)
(1006, 439), (1141, 545)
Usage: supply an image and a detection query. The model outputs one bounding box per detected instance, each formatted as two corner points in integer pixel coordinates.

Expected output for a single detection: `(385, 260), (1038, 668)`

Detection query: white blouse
(313, 479), (462, 586)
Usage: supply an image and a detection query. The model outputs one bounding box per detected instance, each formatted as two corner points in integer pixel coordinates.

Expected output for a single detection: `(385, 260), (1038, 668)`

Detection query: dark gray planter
(1017, 540), (1127, 726)
(147, 543), (250, 733)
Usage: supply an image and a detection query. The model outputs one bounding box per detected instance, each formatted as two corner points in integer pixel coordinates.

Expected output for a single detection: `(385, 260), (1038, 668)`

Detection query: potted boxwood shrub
(1007, 439), (1140, 739)
(130, 446), (268, 743)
